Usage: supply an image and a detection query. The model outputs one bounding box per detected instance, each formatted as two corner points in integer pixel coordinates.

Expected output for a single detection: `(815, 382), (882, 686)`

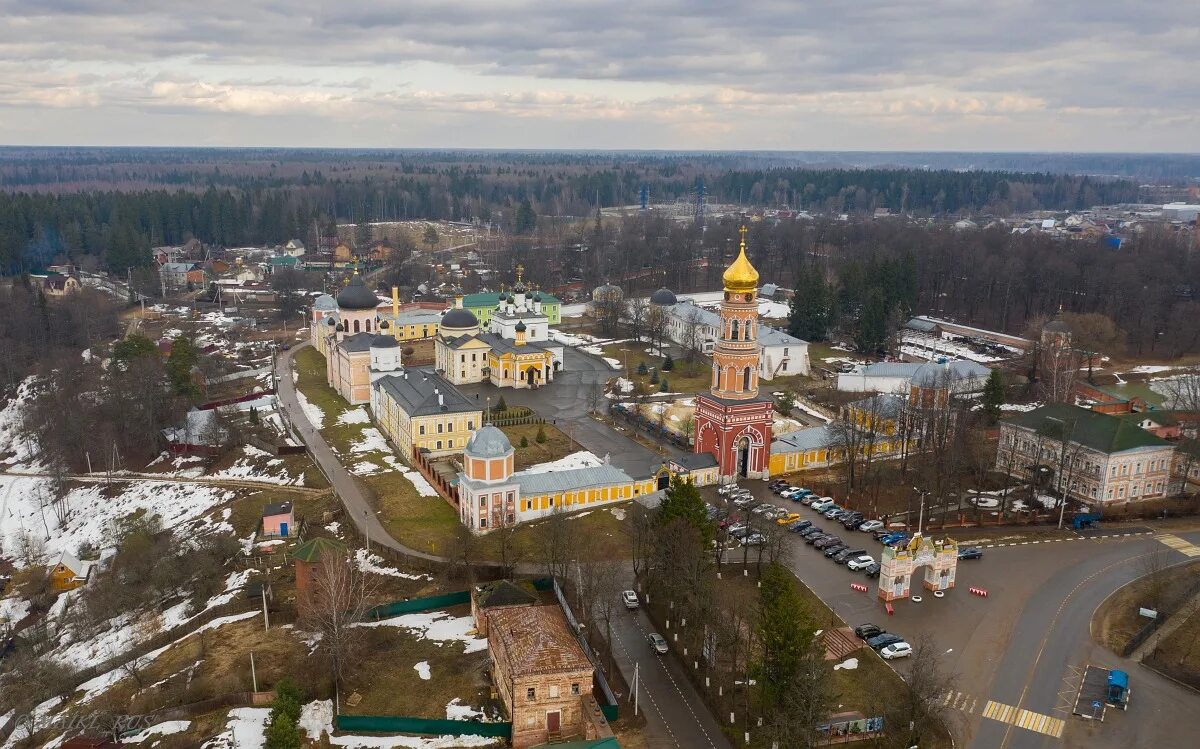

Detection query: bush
(662, 354), (674, 371)
(520, 435), (529, 448)
(402, 346), (415, 356)
(649, 369), (659, 384)
(660, 377), (669, 392)
(535, 425), (547, 444)
(637, 361), (648, 375)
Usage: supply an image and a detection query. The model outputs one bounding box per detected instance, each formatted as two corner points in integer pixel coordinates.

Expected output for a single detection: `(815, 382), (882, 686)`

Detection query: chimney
(439, 393), (445, 407)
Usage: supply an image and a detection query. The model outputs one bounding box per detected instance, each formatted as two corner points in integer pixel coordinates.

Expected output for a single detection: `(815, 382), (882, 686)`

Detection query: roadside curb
(981, 531), (1155, 549)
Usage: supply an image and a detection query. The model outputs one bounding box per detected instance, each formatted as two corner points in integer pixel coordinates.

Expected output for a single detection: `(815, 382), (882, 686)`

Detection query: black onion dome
(379, 320), (390, 329)
(441, 307), (479, 329)
(336, 273), (379, 310)
(515, 320), (527, 332)
(650, 287), (677, 306)
(326, 316), (336, 326)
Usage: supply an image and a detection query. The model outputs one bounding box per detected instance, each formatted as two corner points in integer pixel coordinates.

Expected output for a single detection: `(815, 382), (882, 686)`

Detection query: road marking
(983, 701), (1064, 738)
(627, 618), (720, 749)
(1156, 533), (1200, 557)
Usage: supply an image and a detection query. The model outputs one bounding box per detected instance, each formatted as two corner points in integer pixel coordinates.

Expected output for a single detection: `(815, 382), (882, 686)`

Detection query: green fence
(336, 715), (512, 738)
(366, 590), (471, 620)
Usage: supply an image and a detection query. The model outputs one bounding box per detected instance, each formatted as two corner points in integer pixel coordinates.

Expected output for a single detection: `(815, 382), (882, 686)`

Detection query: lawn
(1145, 601), (1200, 690)
(1093, 559), (1200, 655)
(293, 346), (396, 473)
(602, 342), (711, 394)
(368, 471), (463, 558)
(501, 422), (577, 470)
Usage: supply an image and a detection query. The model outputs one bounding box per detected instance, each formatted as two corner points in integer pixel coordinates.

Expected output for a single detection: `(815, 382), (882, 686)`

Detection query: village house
(160, 262), (205, 289)
(43, 274), (81, 297)
(996, 404), (1177, 504)
(484, 603), (596, 748)
(49, 550), (92, 592)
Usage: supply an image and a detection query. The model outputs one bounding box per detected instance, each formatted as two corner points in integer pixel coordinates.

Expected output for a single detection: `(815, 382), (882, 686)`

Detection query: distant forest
(0, 149), (1145, 274)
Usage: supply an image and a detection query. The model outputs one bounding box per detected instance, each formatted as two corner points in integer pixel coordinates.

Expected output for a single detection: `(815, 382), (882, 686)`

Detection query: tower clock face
(743, 293), (752, 302)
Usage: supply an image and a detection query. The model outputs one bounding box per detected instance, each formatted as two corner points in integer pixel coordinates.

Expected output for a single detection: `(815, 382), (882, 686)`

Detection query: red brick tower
(693, 227), (774, 481)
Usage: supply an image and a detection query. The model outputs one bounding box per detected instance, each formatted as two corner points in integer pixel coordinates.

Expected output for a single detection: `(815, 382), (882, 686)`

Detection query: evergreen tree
(535, 424), (547, 444)
(854, 287), (888, 354)
(249, 406), (259, 425)
(982, 368), (1005, 424)
(754, 562), (817, 710)
(515, 198), (537, 234)
(656, 476), (712, 542)
(649, 369), (659, 385)
(662, 354), (674, 372)
(659, 377), (669, 392)
(264, 678), (303, 749)
(788, 263), (830, 342)
(637, 361), (648, 375)
(166, 336), (202, 399)
(520, 435), (529, 448)
(111, 334), (157, 364)
(494, 396), (507, 413)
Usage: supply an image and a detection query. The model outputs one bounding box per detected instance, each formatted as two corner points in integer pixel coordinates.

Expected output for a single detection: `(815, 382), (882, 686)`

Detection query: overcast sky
(1, 1), (1196, 151)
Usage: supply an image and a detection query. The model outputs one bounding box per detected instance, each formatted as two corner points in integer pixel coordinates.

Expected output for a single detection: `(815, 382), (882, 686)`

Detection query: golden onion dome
(722, 228), (759, 293)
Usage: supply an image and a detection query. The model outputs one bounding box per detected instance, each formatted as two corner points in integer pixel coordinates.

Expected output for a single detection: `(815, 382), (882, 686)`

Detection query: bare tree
(535, 505), (575, 581)
(1139, 548), (1170, 611)
(623, 297), (649, 343)
(627, 505), (655, 581)
(887, 633), (956, 748)
(679, 305), (708, 373)
(302, 550), (379, 694)
(1162, 373), (1200, 413)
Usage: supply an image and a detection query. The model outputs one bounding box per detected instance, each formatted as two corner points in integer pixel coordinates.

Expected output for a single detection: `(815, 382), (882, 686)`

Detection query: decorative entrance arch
(877, 535), (958, 602)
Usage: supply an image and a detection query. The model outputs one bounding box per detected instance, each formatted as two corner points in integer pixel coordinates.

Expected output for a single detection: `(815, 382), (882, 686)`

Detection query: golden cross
(515, 264), (524, 283)
(738, 225), (747, 248)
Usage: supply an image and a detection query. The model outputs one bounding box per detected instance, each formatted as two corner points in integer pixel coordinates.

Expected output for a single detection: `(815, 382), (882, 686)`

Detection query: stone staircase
(821, 627), (862, 661)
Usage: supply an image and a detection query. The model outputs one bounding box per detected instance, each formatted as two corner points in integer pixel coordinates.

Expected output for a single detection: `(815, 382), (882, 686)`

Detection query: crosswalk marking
(939, 691), (981, 714)
(1156, 534), (1200, 557)
(982, 701), (1064, 738)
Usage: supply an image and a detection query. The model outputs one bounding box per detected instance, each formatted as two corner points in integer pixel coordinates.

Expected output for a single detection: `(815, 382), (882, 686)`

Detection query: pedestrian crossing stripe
(939, 691), (980, 713)
(982, 701), (1064, 738)
(1156, 534), (1200, 557)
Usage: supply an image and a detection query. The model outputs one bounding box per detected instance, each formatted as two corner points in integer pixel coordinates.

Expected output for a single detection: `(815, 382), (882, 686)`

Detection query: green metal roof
(1006, 404), (1173, 455)
(291, 537), (347, 563)
(463, 291), (560, 307)
(1092, 382), (1167, 410)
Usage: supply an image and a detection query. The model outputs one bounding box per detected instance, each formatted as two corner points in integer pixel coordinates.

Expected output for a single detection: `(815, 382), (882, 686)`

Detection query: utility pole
(250, 652), (258, 692)
(633, 662), (639, 716)
(261, 586), (270, 631)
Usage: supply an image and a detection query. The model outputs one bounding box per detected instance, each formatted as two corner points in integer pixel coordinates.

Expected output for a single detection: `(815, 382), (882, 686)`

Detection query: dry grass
(1146, 603), (1200, 689)
(1094, 559), (1200, 654)
(501, 422), (576, 471)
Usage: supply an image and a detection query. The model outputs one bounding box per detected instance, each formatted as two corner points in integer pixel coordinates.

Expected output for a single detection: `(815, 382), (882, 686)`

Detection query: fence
(366, 590), (471, 620)
(1122, 575), (1200, 657)
(547, 577), (620, 721)
(335, 715), (512, 738)
(489, 415), (545, 427)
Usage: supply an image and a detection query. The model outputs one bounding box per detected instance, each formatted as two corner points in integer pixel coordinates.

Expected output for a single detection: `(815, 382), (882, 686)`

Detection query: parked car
(622, 590), (640, 609)
(864, 562), (881, 578)
(815, 536), (844, 550)
(871, 528), (894, 541)
(742, 533), (766, 546)
(834, 548), (866, 564)
(800, 494), (818, 505)
(846, 555), (876, 571)
(881, 642), (913, 660)
(718, 485), (737, 497)
(648, 632), (669, 654)
(804, 532), (826, 545)
(733, 496), (757, 508)
(858, 520), (884, 533)
(727, 523), (749, 536)
(842, 517), (866, 531)
(880, 532), (908, 545)
(823, 544), (848, 558)
(789, 520), (813, 533)
(854, 623), (884, 640)
(958, 547), (984, 560)
(777, 512), (803, 525)
(823, 507), (845, 519)
(800, 526), (824, 538)
(810, 499), (834, 512)
(866, 633), (905, 651)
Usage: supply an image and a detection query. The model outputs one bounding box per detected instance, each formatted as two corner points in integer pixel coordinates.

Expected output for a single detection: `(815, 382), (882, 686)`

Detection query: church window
(353, 319), (360, 333)
(743, 367), (752, 391)
(730, 319), (739, 340)
(366, 319), (372, 331)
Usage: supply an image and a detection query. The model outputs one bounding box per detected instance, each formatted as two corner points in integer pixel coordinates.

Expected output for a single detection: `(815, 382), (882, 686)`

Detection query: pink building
(262, 501), (294, 538)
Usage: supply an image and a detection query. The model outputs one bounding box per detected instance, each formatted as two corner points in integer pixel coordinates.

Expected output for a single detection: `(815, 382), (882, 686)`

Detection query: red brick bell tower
(693, 227), (774, 481)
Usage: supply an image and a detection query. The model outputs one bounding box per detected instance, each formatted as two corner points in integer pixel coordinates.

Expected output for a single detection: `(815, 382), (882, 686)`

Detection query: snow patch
(121, 720), (191, 744)
(295, 390), (325, 429)
(414, 661), (432, 680)
(833, 657), (859, 671)
(354, 549), (432, 581)
(339, 407), (372, 425)
(356, 610), (487, 653)
(202, 707), (271, 749)
(521, 451), (604, 474)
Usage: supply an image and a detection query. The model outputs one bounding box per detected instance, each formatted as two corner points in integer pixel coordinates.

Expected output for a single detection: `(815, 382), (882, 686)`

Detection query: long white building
(664, 299), (810, 380)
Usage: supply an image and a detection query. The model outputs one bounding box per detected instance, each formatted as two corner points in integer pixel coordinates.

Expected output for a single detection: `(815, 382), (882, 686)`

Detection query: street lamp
(912, 486), (929, 535)
(1044, 416), (1077, 530)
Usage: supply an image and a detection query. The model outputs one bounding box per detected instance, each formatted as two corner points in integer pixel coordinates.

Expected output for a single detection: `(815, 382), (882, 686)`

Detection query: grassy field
(501, 421), (577, 470)
(1094, 559), (1200, 655)
(1145, 601), (1200, 689)
(602, 342), (712, 394)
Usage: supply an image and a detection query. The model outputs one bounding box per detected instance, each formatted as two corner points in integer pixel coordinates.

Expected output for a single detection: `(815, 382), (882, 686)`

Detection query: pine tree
(982, 368), (1005, 425)
(649, 369), (659, 385)
(788, 262), (830, 342)
(754, 562), (817, 710)
(637, 361), (648, 375)
(495, 396), (507, 413)
(656, 476), (712, 540)
(659, 377), (669, 392)
(662, 354), (674, 372)
(535, 424), (547, 444)
(249, 406), (259, 425)
(264, 678), (303, 749)
(520, 435), (529, 448)
(854, 287), (888, 354)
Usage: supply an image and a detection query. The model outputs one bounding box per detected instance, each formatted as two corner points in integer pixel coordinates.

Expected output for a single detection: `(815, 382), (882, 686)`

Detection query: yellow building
(769, 395), (908, 476)
(48, 550), (92, 592)
(456, 426), (656, 533)
(370, 369), (483, 460)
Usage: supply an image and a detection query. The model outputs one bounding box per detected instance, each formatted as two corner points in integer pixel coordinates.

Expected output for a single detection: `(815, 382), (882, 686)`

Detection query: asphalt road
(706, 479), (1200, 749)
(454, 346), (683, 479)
(274, 343), (444, 563)
(608, 591), (733, 749)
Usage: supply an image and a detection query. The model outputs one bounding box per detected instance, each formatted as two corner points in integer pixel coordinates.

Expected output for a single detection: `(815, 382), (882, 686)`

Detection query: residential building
(48, 550), (92, 592)
(283, 239), (306, 257)
(485, 603), (595, 748)
(160, 262), (204, 289)
(370, 369), (482, 460)
(291, 537), (347, 616)
(664, 299), (810, 380)
(996, 404), (1177, 504)
(43, 274), (81, 297)
(456, 426), (657, 532)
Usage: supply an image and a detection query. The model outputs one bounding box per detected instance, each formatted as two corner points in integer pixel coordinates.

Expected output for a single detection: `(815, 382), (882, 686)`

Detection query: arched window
(712, 364), (719, 388)
(366, 319), (372, 332)
(353, 319), (360, 333)
(746, 319), (754, 339)
(743, 366), (752, 391)
(730, 319), (739, 340)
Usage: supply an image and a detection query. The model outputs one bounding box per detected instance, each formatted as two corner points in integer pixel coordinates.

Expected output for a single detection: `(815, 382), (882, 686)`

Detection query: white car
(811, 499), (834, 512)
(847, 555), (876, 571)
(881, 642), (913, 660)
(648, 632), (669, 654)
(622, 590), (639, 609)
(858, 520), (884, 533)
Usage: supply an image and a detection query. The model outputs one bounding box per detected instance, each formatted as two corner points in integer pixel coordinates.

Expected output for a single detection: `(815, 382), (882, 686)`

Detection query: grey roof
(512, 464), (636, 496)
(440, 307), (479, 329)
(465, 425), (513, 458)
(372, 335), (400, 348)
(848, 393), (906, 420)
(667, 301), (807, 346)
(904, 317), (939, 333)
(479, 333), (552, 355)
(650, 287), (678, 306)
(160, 262), (194, 273)
(374, 369), (477, 417)
(911, 360), (992, 388)
(760, 283), (778, 297)
(853, 362), (926, 379)
(670, 453), (718, 470)
(337, 332), (377, 353)
(263, 500), (292, 517)
(1044, 318), (1070, 333)
(382, 308), (443, 327)
(313, 294), (337, 311)
(336, 274), (379, 310)
(771, 425), (837, 454)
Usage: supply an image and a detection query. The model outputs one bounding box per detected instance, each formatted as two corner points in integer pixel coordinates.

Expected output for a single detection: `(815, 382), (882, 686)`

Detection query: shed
(49, 550), (93, 592)
(262, 500), (295, 538)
